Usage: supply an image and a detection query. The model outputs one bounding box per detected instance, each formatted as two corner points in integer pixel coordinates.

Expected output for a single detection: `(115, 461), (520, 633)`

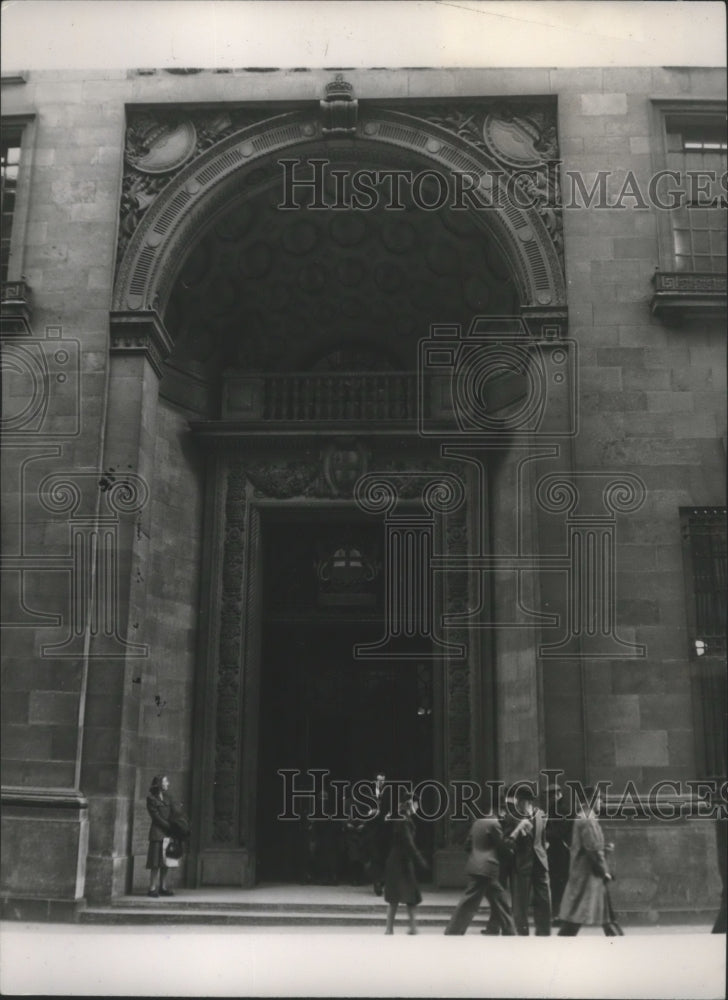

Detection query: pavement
(1, 920), (726, 998)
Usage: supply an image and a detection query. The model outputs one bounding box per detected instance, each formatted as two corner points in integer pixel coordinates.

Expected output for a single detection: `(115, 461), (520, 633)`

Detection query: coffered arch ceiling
(163, 159), (519, 376)
(113, 104), (567, 392)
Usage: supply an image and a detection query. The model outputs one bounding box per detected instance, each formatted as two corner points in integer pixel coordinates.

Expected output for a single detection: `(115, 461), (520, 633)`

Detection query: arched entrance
(108, 94), (568, 887)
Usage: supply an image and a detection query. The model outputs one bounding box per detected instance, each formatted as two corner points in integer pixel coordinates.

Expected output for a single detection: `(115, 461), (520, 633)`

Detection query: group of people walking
(143, 772), (609, 934)
(347, 775), (619, 937)
(444, 783), (619, 937)
(144, 771), (726, 936)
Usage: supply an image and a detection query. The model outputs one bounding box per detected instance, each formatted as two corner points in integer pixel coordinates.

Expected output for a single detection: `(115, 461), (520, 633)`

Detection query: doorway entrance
(256, 514), (434, 883)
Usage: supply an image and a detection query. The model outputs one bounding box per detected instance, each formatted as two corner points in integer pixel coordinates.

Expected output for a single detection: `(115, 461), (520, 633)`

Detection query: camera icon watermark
(418, 316), (577, 442)
(0, 325), (81, 439)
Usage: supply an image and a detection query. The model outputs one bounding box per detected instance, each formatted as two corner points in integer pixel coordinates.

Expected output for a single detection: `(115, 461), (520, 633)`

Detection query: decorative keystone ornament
(322, 439), (369, 496)
(320, 74), (358, 135)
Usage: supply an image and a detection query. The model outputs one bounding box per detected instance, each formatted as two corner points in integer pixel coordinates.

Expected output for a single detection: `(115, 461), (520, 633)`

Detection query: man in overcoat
(557, 785), (615, 935)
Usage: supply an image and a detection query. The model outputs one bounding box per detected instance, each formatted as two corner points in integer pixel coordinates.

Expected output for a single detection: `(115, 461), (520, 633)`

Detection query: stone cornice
(109, 310), (174, 378)
(1, 787), (88, 809)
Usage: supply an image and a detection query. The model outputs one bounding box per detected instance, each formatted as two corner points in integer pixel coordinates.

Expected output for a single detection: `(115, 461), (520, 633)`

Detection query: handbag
(164, 837), (183, 868)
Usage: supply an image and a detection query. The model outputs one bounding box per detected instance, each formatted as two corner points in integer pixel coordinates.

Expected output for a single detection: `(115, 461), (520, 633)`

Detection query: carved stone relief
(442, 501), (472, 847)
(212, 465), (247, 843)
(424, 102), (562, 260)
(119, 108), (279, 267)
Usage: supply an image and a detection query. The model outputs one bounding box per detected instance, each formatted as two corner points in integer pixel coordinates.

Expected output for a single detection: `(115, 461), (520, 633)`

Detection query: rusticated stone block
(590, 695), (641, 732)
(639, 694), (694, 730)
(615, 731), (669, 767)
(28, 691), (79, 726)
(581, 92), (627, 115)
(1, 798), (88, 899)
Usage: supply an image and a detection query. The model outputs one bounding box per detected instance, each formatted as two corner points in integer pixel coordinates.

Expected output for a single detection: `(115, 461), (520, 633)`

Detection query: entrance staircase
(80, 884), (481, 928)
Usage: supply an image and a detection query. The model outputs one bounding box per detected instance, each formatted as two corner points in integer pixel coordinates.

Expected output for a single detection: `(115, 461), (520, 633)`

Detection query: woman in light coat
(558, 786), (616, 935)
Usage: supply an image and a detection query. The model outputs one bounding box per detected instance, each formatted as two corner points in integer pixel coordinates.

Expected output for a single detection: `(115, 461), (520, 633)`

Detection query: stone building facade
(1, 65), (725, 920)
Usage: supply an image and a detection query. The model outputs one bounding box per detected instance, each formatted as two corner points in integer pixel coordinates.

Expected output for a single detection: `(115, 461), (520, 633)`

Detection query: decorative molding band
(109, 310), (174, 378)
(1, 787), (88, 809)
(651, 270), (727, 320)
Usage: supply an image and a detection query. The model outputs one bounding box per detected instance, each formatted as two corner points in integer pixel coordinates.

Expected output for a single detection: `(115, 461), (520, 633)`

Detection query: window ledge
(0, 72), (28, 86)
(1, 280), (33, 334)
(650, 271), (727, 321)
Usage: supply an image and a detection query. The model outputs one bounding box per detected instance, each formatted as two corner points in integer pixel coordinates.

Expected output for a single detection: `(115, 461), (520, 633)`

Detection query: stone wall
(1, 65), (725, 913)
(557, 70), (726, 792)
(129, 399), (205, 890)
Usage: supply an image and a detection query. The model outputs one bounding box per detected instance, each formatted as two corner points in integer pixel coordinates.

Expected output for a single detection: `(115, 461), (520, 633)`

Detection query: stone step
(106, 898), (462, 914)
(80, 906), (489, 926)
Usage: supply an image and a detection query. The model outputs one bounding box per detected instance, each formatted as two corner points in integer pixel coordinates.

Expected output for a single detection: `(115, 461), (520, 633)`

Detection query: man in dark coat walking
(364, 772), (388, 895)
(504, 785), (552, 935)
(444, 816), (516, 935)
(544, 783), (572, 924)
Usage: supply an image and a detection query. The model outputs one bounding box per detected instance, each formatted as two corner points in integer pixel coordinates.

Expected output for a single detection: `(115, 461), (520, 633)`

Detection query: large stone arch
(112, 106), (566, 319)
(104, 96), (570, 892)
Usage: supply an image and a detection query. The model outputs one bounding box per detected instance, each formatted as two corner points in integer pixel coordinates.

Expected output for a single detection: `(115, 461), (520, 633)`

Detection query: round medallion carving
(329, 214), (368, 247)
(482, 112), (546, 168)
(426, 242), (460, 276)
(440, 210), (475, 238)
(209, 276), (235, 315)
(216, 203), (256, 242)
(339, 296), (361, 319)
(263, 280), (292, 312)
(299, 262), (326, 293)
(337, 257), (366, 286)
(126, 120), (197, 174)
(381, 219), (417, 254)
(374, 261), (404, 293)
(282, 219), (319, 256)
(239, 241), (273, 278)
(178, 237), (214, 288)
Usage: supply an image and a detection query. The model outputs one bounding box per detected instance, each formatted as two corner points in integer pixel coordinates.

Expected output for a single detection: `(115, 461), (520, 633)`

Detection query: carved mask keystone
(322, 439), (370, 497)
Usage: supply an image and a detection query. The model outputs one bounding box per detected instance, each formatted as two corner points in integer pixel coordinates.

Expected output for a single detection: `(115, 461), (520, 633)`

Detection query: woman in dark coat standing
(384, 793), (428, 935)
(146, 774), (175, 897)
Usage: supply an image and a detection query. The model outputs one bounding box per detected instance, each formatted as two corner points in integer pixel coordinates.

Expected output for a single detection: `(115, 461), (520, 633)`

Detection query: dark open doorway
(256, 514), (434, 883)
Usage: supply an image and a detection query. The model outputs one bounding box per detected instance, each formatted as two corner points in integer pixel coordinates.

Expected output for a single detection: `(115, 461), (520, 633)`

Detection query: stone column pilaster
(81, 311), (172, 901)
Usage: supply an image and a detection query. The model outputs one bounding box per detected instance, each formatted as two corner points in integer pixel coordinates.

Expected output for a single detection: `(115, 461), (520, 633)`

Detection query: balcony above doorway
(222, 370), (419, 424)
(189, 366), (531, 437)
